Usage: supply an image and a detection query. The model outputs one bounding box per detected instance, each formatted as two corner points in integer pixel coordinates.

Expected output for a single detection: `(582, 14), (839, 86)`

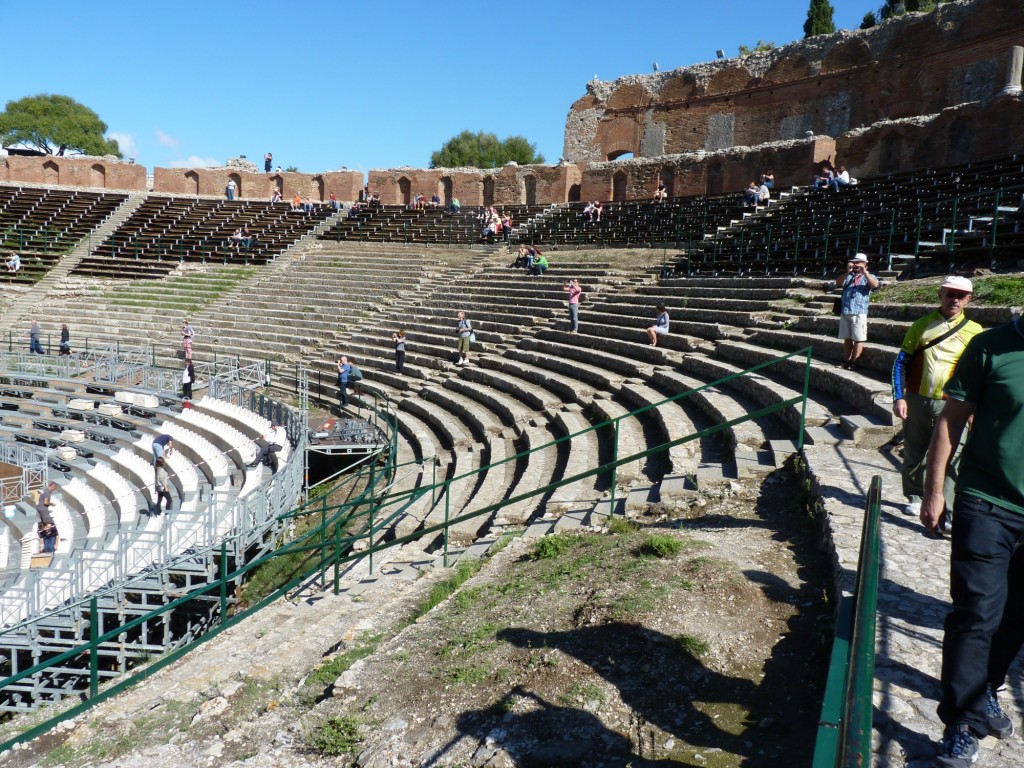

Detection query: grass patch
(304, 634), (382, 691)
(438, 622), (500, 659)
(636, 533), (683, 558)
(560, 682), (606, 707)
(608, 582), (671, 621)
(676, 633), (710, 657)
(306, 714), (364, 756)
(40, 744), (76, 767)
(410, 558), (481, 621)
(607, 516), (639, 534)
(529, 534), (573, 560)
(443, 663), (491, 685)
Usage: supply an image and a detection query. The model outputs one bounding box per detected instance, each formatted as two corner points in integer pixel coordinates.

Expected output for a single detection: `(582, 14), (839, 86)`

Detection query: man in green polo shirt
(891, 276), (982, 520)
(921, 316), (1024, 767)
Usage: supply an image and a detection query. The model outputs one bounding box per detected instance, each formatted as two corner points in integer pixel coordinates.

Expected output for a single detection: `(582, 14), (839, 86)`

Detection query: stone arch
(524, 175), (538, 206)
(313, 176), (325, 201)
(270, 174), (284, 195)
(606, 82), (652, 111)
(398, 177), (412, 206)
(761, 56), (814, 86)
(705, 65), (755, 96)
(90, 163), (105, 188)
(947, 116), (974, 166)
(42, 160), (59, 185)
(483, 177), (495, 207)
(612, 170), (628, 203)
(706, 163), (725, 196)
(658, 166), (675, 198)
(568, 183), (581, 203)
(660, 74), (697, 104)
(607, 148), (635, 162)
(821, 38), (873, 74)
(441, 176), (453, 206)
(185, 171), (200, 194)
(879, 133), (904, 174)
(228, 173), (242, 198)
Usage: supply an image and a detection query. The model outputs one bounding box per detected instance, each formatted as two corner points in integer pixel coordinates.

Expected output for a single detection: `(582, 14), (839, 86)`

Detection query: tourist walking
(181, 318), (195, 361)
(28, 319), (44, 354)
(921, 316), (1024, 766)
(181, 360), (195, 401)
(455, 312), (473, 366)
(891, 276), (981, 520)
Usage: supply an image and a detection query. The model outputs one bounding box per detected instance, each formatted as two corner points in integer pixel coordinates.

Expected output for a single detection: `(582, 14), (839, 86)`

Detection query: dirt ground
(0, 461), (833, 768)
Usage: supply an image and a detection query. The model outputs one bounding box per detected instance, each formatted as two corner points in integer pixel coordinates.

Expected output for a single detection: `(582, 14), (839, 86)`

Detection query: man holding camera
(835, 253), (880, 370)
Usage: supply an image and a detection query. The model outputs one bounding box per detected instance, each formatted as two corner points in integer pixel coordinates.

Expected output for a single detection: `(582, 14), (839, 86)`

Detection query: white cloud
(168, 155), (220, 169)
(107, 131), (138, 159)
(155, 129), (180, 148)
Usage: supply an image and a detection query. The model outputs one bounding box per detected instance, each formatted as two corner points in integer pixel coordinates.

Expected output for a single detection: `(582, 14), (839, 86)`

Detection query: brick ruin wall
(566, 0), (1024, 198)
(152, 168), (363, 202)
(0, 155), (147, 190)
(367, 163), (582, 207)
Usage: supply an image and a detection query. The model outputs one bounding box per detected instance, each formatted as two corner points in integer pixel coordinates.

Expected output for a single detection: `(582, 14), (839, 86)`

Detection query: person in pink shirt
(564, 278), (582, 334)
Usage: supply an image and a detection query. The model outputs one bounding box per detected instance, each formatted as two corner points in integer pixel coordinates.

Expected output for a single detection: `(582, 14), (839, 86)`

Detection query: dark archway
(313, 176), (325, 201)
(706, 163), (724, 195)
(568, 183), (581, 203)
(441, 177), (453, 206)
(398, 177), (412, 206)
(879, 134), (903, 175)
(947, 117), (973, 166)
(659, 166), (675, 198)
(90, 164), (105, 188)
(483, 177), (495, 207)
(42, 161), (59, 185)
(612, 171), (628, 202)
(270, 174), (284, 195)
(524, 175), (537, 206)
(185, 171), (200, 195)
(228, 173), (242, 198)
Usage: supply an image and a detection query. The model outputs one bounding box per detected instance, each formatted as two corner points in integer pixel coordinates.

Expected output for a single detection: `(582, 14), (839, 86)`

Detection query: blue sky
(1, 1), (873, 174)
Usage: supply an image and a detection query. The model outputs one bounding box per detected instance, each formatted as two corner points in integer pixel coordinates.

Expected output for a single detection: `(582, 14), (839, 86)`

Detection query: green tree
(430, 131), (544, 169)
(803, 0), (836, 37)
(738, 40), (776, 56)
(861, 10), (878, 28)
(0, 94), (121, 157)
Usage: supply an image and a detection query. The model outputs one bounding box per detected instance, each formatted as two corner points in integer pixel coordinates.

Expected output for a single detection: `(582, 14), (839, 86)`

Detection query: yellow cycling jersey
(900, 311), (984, 399)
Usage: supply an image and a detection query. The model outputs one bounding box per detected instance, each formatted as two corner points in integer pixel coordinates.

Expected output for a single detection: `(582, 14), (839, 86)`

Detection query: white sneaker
(903, 501), (921, 516)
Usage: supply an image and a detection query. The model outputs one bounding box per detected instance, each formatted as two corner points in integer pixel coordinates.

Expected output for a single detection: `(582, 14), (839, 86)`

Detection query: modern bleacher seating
(74, 197), (336, 279)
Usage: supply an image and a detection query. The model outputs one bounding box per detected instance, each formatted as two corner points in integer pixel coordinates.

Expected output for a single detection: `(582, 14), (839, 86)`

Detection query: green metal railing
(0, 347), (814, 749)
(812, 475), (882, 767)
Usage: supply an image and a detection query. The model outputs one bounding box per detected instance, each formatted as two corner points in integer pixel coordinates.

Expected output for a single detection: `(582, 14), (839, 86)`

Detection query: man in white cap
(834, 253), (880, 369)
(891, 276), (982, 520)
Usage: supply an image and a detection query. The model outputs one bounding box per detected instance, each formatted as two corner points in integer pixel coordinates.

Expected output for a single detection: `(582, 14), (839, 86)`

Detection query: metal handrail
(812, 475), (882, 767)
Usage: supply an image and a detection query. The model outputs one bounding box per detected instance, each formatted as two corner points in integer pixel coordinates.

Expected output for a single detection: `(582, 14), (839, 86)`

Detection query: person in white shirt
(830, 165), (851, 192)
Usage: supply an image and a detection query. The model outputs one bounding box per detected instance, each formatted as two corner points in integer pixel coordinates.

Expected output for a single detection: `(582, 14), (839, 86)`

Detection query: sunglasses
(944, 290), (970, 299)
